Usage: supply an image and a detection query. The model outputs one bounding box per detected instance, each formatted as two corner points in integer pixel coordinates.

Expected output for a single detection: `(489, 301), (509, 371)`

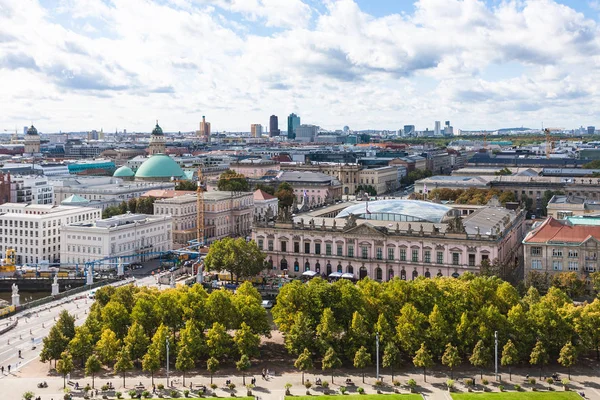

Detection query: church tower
(148, 121), (166, 155)
(24, 125), (41, 155)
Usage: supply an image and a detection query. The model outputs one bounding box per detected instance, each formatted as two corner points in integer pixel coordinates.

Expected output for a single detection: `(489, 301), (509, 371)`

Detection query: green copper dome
(113, 165), (135, 177)
(135, 154), (185, 179)
(27, 125), (38, 135)
(152, 122), (164, 136)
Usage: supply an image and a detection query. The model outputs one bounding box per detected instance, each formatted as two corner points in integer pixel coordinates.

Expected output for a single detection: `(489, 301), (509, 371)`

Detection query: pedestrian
(261, 369), (265, 380)
(1, 366), (3, 374)
(266, 368), (270, 377)
(7, 364), (10, 373)
(18, 349), (21, 358)
(153, 384), (156, 394)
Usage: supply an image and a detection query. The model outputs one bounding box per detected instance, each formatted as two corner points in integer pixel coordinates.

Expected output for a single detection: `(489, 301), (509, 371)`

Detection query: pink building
(230, 159), (280, 179)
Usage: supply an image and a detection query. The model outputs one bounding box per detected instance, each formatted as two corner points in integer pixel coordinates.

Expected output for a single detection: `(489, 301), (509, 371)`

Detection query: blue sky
(1, 0), (599, 132)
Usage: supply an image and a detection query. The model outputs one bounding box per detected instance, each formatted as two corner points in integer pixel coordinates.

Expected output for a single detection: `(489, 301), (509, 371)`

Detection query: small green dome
(113, 165), (135, 177)
(135, 154), (185, 179)
(152, 122), (163, 136)
(61, 194), (90, 205)
(27, 125), (38, 135)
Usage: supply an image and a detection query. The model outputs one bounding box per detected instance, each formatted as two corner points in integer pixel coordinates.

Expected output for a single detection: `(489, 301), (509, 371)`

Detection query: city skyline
(1, 0), (599, 132)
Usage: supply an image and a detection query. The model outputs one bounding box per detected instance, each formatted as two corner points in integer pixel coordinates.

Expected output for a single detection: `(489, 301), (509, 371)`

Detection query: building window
(400, 269), (406, 280)
(412, 249), (418, 262)
(268, 240), (273, 251)
(424, 250), (431, 263)
(257, 239), (263, 250)
(437, 251), (443, 264)
(568, 261), (579, 271)
(531, 260), (542, 270)
(304, 242), (310, 254)
(468, 254), (476, 267)
(452, 253), (460, 265)
(552, 249), (563, 257)
(481, 254), (489, 263)
(337, 263), (343, 273)
(326, 244), (332, 256)
(568, 250), (578, 258)
(315, 262), (321, 273)
(337, 245), (343, 256)
(315, 243), (321, 255)
(585, 263), (596, 272)
(294, 242), (300, 253)
(376, 247), (382, 260)
(387, 248), (394, 260)
(348, 245), (354, 258)
(281, 241), (287, 252)
(531, 247), (542, 256)
(552, 261), (563, 271)
(375, 267), (382, 281)
(400, 249), (406, 261)
(294, 261), (299, 272)
(305, 261), (310, 271)
(361, 247), (368, 259)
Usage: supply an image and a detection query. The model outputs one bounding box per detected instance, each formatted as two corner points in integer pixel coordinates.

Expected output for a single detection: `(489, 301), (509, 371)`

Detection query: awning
(328, 272), (343, 278)
(341, 273), (355, 279)
(302, 270), (318, 277)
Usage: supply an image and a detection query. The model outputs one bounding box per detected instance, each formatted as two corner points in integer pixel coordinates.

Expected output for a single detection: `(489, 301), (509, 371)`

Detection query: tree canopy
(218, 170), (250, 192)
(204, 237), (266, 282)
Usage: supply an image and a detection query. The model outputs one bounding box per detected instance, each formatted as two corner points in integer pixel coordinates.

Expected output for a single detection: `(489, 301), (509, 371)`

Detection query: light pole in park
(166, 338), (170, 387)
(376, 332), (380, 380)
(494, 331), (498, 381)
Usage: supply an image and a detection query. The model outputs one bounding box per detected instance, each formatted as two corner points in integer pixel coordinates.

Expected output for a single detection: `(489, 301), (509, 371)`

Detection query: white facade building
(60, 213), (173, 266)
(13, 176), (54, 205)
(0, 203), (101, 265)
(253, 189), (278, 220)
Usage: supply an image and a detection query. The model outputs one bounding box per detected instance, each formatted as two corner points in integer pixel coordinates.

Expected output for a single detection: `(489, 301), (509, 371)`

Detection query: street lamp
(166, 338), (170, 387)
(375, 332), (380, 380)
(494, 331), (498, 381)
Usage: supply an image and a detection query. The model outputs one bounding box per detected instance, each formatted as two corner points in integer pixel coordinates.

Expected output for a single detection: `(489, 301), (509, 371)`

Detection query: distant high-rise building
(251, 124), (263, 138)
(269, 115), (280, 137)
(588, 126), (596, 135)
(403, 125), (415, 136)
(445, 121), (451, 127)
(287, 113), (301, 139)
(199, 116), (211, 142)
(343, 126), (350, 133)
(434, 121), (441, 136)
(23, 126), (28, 135)
(295, 124), (318, 143)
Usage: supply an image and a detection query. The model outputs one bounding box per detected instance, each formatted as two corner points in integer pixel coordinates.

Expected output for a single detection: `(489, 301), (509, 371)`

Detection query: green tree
(142, 345), (161, 386)
(495, 167), (512, 176)
(253, 183), (275, 195)
(124, 322), (150, 365)
(382, 341), (400, 381)
(501, 339), (519, 381)
(316, 308), (341, 353)
(136, 196), (156, 214)
(130, 292), (160, 336)
(206, 322), (232, 359)
(236, 354), (251, 385)
(207, 357), (219, 385)
(530, 340), (549, 380)
(558, 341), (577, 379)
(40, 325), (69, 367)
(396, 303), (426, 355)
(56, 351), (74, 389)
(469, 340), (491, 380)
(179, 320), (205, 361)
(353, 346), (371, 383)
(68, 326), (94, 367)
(321, 347), (342, 384)
(428, 305), (450, 357)
(234, 322), (260, 358)
(441, 343), (461, 379)
(85, 354), (102, 388)
(413, 343), (433, 382)
(375, 314), (394, 347)
(217, 170), (250, 192)
(148, 324), (170, 362)
(274, 182), (294, 208)
(175, 180), (197, 191)
(294, 348), (313, 383)
(577, 299), (600, 360)
(347, 311), (370, 359)
(95, 329), (121, 366)
(127, 198), (137, 213)
(101, 301), (130, 339)
(114, 346), (134, 388)
(284, 312), (315, 356)
(584, 160), (600, 169)
(175, 344), (195, 386)
(204, 237), (266, 282)
(56, 310), (76, 341)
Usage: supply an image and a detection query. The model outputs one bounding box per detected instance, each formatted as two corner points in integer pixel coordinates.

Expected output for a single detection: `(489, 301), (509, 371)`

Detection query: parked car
(261, 300), (274, 309)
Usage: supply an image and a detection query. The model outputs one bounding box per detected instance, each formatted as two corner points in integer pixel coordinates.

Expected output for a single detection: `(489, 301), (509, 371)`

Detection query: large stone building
(546, 195), (600, 219)
(60, 213), (172, 266)
(523, 217), (599, 286)
(153, 191), (254, 247)
(277, 170), (343, 206)
(0, 203), (101, 265)
(253, 199), (526, 280)
(13, 176), (54, 205)
(254, 189), (278, 221)
(147, 122), (166, 155)
(230, 159), (280, 178)
(24, 125), (41, 155)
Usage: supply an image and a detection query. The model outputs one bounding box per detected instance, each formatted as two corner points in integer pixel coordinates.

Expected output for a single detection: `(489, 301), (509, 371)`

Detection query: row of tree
(102, 197), (156, 219)
(426, 188), (516, 205)
(273, 276), (600, 379)
(41, 283), (269, 386)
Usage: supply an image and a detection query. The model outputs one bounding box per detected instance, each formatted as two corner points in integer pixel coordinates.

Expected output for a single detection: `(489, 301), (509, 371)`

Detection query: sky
(1, 0), (600, 133)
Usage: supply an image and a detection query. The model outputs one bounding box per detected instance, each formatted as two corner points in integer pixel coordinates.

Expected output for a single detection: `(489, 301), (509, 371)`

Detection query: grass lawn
(289, 395), (422, 400)
(451, 392), (581, 399)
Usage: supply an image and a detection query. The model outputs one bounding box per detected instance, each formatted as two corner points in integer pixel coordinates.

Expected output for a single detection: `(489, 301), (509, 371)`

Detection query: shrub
(228, 383), (236, 391)
(64, 395), (71, 400)
(446, 379), (455, 389)
(128, 390), (137, 399)
(103, 396), (109, 400)
(184, 389), (190, 398)
(142, 390), (152, 398)
(305, 381), (312, 389)
(546, 377), (554, 385)
(392, 380), (401, 387)
(482, 379), (489, 385)
(499, 385), (505, 392)
(102, 384), (110, 391)
(158, 384), (165, 390)
(357, 387), (365, 394)
(210, 384), (218, 390)
(528, 378), (536, 385)
(322, 381), (329, 388)
(23, 392), (35, 400)
(407, 378), (417, 388)
(285, 383), (292, 396)
(514, 384), (521, 391)
(339, 386), (347, 394)
(171, 390), (181, 398)
(374, 380), (383, 387)
(464, 379), (474, 386)
(532, 387), (538, 391)
(85, 384), (92, 392)
(116, 392), (123, 399)
(562, 378), (570, 387)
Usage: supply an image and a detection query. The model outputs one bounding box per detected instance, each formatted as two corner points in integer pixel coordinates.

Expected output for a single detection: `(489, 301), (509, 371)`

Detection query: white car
(88, 290), (97, 299)
(261, 300), (274, 309)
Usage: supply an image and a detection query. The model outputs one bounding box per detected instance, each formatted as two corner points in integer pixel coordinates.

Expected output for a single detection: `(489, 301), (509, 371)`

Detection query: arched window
(400, 269), (406, 280)
(268, 257), (273, 269)
(326, 262), (332, 275)
(412, 270), (418, 280)
(337, 263), (343, 273)
(280, 259), (288, 270)
(294, 261), (299, 272)
(359, 266), (368, 279)
(424, 270), (431, 278)
(375, 267), (382, 281)
(347, 264), (354, 274)
(305, 261), (310, 271)
(315, 262), (321, 273)
(388, 268), (394, 280)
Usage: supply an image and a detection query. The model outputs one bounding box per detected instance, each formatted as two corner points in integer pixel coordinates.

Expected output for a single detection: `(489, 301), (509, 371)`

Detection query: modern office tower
(403, 125), (415, 136)
(269, 115), (280, 137)
(588, 126), (596, 135)
(199, 115), (211, 142)
(251, 124), (263, 138)
(295, 124), (318, 143)
(434, 121), (441, 136)
(287, 113), (301, 139)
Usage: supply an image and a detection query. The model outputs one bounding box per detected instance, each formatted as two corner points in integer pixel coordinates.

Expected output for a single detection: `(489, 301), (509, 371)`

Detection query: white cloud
(0, 0), (599, 132)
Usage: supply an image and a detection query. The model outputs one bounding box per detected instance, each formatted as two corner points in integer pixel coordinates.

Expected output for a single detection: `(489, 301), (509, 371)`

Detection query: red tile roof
(254, 189), (276, 201)
(524, 217), (600, 244)
(141, 190), (196, 199)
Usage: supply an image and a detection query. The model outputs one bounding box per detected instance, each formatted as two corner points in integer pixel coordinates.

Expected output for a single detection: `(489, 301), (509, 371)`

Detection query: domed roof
(27, 125), (38, 135)
(336, 199), (452, 223)
(113, 165), (135, 177)
(135, 154), (185, 179)
(61, 194), (90, 205)
(152, 121), (163, 136)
